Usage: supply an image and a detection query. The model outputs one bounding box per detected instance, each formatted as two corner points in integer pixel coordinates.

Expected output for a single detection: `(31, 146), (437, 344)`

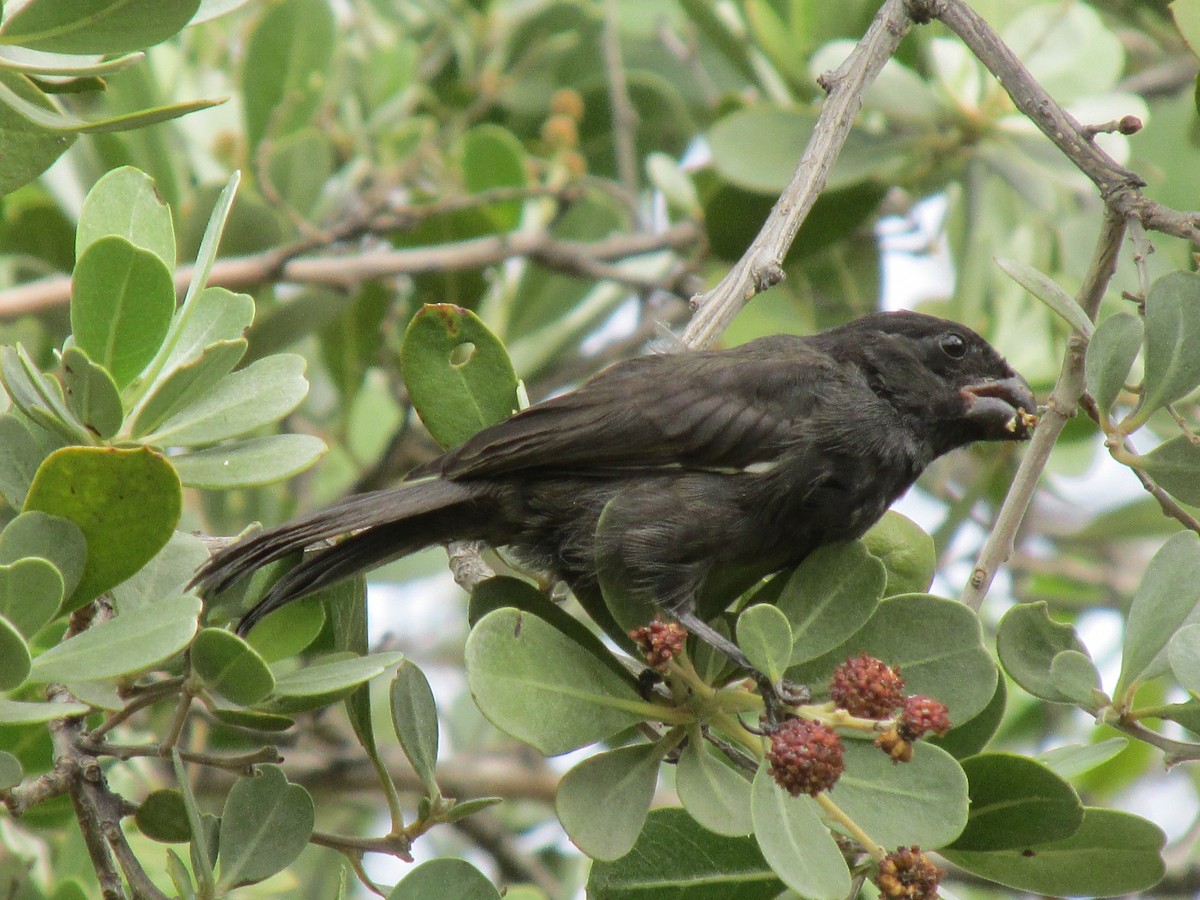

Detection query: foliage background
(3, 0), (1200, 896)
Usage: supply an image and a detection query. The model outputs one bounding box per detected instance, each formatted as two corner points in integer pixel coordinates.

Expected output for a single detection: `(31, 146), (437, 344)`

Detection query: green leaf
(0, 557), (63, 637)
(402, 304), (520, 449)
(465, 607), (651, 756)
(942, 808), (1165, 896)
(0, 0), (201, 54)
(587, 807), (783, 899)
(995, 258), (1093, 338)
(557, 742), (663, 860)
(1125, 271), (1200, 430)
(1117, 531), (1200, 696)
(1050, 649), (1102, 706)
(391, 661), (440, 796)
(736, 604), (792, 683)
(179, 171), (241, 313)
(71, 236), (176, 389)
(930, 675), (1007, 760)
(262, 651), (404, 713)
(0, 71), (75, 195)
(1174, 0), (1200, 57)
(76, 166), (175, 268)
(110, 529), (208, 613)
(460, 124), (527, 230)
(0, 697), (88, 723)
(1085, 312), (1143, 413)
(131, 341), (249, 438)
(28, 594), (200, 682)
(243, 595), (325, 663)
(469, 575), (631, 678)
(319, 282), (389, 406)
(0, 750), (22, 789)
(60, 347), (123, 440)
(136, 789), (193, 843)
(191, 628), (275, 705)
(1168, 622), (1200, 697)
(750, 764), (850, 899)
(947, 753), (1083, 851)
(675, 740), (753, 837)
(775, 541), (885, 665)
(161, 287), (256, 373)
(0, 75), (221, 133)
(23, 446), (181, 609)
(387, 859), (500, 900)
(141, 354), (310, 446)
(996, 601), (1091, 703)
(708, 108), (904, 194)
(241, 0), (335, 149)
(132, 285), (256, 435)
(217, 765), (314, 889)
(646, 152), (701, 216)
(171, 434), (327, 489)
(2, 344), (90, 443)
(0, 414), (46, 507)
(0, 516), (84, 593)
(0, 615), (32, 690)
(789, 594), (997, 725)
(832, 741), (969, 850)
(861, 511), (936, 596)
(1038, 738), (1130, 779)
(265, 128), (334, 218)
(1136, 436), (1200, 505)
(208, 706), (294, 732)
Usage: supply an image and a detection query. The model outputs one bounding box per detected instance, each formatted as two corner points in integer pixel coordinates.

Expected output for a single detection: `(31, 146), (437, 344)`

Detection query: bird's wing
(435, 337), (849, 479)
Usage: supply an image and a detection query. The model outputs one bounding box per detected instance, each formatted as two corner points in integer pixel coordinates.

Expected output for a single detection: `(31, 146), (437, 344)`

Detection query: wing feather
(433, 336), (852, 480)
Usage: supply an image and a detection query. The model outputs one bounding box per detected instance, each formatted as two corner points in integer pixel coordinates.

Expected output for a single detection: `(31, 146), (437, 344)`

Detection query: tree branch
(681, 0), (914, 349)
(962, 207), (1126, 611)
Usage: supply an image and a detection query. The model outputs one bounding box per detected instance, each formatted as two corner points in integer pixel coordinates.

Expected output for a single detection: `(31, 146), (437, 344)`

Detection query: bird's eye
(940, 332), (967, 359)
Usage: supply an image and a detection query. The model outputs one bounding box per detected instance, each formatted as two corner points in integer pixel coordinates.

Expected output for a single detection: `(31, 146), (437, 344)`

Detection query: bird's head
(826, 311), (1039, 456)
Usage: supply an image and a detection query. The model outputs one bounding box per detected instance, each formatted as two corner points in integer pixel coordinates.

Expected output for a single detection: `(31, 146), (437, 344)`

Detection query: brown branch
(681, 0), (914, 349)
(0, 211), (700, 319)
(962, 208), (1126, 611)
(929, 0), (1200, 244)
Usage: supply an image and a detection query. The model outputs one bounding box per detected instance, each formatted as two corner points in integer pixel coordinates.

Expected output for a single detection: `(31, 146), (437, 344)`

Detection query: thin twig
(962, 208), (1126, 611)
(0, 215), (700, 319)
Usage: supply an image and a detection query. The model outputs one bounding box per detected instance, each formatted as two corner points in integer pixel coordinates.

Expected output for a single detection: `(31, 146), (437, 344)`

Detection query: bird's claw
(754, 673), (810, 725)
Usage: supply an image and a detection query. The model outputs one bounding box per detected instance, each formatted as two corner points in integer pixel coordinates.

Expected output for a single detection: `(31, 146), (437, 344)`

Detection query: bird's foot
(673, 610), (808, 723)
(752, 673), (810, 726)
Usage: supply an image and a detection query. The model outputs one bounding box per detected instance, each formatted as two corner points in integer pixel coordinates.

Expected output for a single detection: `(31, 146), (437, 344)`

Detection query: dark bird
(193, 311), (1037, 662)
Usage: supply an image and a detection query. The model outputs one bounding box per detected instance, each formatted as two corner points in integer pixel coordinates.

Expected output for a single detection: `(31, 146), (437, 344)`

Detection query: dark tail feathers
(188, 478), (492, 635)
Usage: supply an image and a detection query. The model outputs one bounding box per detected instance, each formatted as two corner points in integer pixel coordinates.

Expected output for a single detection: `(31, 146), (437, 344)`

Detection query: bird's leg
(674, 610), (806, 725)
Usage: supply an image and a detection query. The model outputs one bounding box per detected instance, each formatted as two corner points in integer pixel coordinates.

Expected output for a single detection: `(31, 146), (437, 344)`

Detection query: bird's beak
(961, 374), (1039, 440)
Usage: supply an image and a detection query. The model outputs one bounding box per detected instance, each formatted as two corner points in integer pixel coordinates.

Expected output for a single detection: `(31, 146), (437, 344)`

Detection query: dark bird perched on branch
(193, 311), (1037, 665)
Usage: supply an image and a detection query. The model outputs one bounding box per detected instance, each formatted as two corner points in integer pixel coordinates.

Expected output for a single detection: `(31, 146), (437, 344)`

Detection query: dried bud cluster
(875, 846), (945, 900)
(629, 619), (687, 670)
(875, 695), (952, 763)
(829, 654), (905, 718)
(900, 695), (952, 740)
(766, 717), (845, 796)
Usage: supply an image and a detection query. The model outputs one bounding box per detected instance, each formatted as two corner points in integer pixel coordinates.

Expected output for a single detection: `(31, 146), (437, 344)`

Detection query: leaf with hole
(401, 304), (519, 448)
